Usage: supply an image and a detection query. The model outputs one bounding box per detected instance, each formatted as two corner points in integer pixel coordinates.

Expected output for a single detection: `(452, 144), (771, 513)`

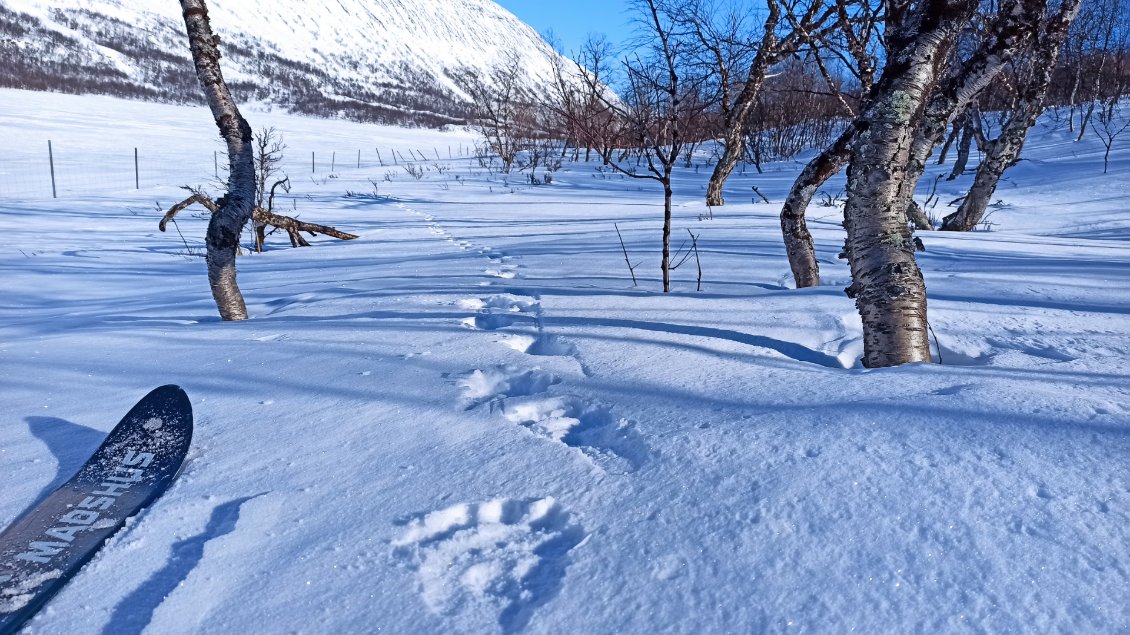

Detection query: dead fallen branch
(159, 189), (358, 252)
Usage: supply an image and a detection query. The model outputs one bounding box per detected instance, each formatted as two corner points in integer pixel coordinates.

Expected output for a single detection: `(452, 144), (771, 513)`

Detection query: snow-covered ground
(1, 89), (1127, 633)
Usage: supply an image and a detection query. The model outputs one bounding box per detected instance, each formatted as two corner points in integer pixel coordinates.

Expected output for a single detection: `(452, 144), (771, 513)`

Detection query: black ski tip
(0, 384), (194, 635)
(100, 385), (194, 466)
(147, 384), (189, 403)
(135, 385), (192, 419)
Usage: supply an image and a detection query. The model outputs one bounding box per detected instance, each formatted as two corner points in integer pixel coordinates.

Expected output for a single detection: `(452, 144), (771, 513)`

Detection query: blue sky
(494, 0), (637, 56)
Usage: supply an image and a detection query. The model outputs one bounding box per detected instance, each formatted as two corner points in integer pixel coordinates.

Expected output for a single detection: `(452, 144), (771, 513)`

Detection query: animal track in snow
(459, 295), (540, 314)
(485, 264), (520, 279)
(462, 314), (518, 331)
(503, 396), (649, 473)
(458, 366), (560, 409)
(500, 333), (578, 357)
(393, 497), (585, 634)
(459, 295), (538, 331)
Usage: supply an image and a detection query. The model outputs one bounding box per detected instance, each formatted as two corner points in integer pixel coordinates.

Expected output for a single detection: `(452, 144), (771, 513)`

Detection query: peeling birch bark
(843, 0), (978, 367)
(898, 0), (1051, 230)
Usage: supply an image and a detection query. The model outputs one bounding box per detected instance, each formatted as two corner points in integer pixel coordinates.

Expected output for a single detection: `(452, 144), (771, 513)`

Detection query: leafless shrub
(403, 163), (425, 180)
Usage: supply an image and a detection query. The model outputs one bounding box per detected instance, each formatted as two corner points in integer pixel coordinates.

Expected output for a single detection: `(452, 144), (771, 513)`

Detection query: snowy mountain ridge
(0, 0), (568, 126)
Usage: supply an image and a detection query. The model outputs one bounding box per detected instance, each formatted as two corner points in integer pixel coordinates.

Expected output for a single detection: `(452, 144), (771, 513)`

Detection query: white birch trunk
(843, 1), (978, 367)
(941, 0), (1081, 231)
(897, 0), (1047, 230)
(180, 0), (257, 321)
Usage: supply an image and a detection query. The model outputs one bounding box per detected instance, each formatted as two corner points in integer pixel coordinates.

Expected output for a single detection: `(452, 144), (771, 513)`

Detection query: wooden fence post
(48, 140), (57, 198)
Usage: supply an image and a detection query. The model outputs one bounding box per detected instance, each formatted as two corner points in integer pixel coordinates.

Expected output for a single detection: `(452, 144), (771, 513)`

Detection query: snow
(3, 0), (568, 102)
(0, 88), (1128, 633)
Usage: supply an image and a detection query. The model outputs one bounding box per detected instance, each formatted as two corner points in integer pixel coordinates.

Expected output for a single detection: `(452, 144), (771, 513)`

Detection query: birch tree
(941, 0), (1082, 231)
(779, 0), (882, 288)
(582, 0), (707, 292)
(682, 0), (838, 207)
(180, 0), (257, 320)
(897, 0), (1056, 231)
(842, 0), (977, 367)
(781, 0), (1053, 287)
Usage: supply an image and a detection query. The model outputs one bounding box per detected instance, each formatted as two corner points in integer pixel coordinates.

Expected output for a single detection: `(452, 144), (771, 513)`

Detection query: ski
(0, 385), (193, 635)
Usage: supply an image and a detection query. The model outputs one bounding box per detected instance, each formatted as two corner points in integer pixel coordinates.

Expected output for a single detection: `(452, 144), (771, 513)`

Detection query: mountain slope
(0, 0), (567, 126)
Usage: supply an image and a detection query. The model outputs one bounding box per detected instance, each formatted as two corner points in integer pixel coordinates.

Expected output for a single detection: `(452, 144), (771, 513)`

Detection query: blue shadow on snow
(101, 495), (263, 635)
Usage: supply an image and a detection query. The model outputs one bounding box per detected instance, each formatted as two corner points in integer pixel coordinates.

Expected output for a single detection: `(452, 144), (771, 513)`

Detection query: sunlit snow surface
(2, 0), (566, 100)
(0, 89), (1127, 633)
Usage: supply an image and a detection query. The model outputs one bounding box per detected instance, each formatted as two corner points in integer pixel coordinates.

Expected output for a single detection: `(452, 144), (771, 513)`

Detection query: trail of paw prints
(456, 365), (560, 411)
(392, 497), (586, 634)
(473, 245), (523, 283)
(392, 199), (469, 249)
(441, 211), (639, 471)
(458, 286), (593, 375)
(485, 265), (520, 279)
(459, 294), (539, 332)
(499, 333), (578, 358)
(503, 395), (650, 474)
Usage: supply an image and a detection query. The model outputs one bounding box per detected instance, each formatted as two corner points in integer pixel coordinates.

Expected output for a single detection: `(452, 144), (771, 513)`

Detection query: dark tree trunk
(703, 3), (781, 207)
(1076, 99), (1096, 140)
(180, 0), (256, 321)
(702, 1), (837, 207)
(704, 66), (773, 206)
(936, 119), (961, 164)
(662, 180), (673, 293)
(706, 116), (756, 207)
(779, 126), (853, 288)
(947, 116), (976, 180)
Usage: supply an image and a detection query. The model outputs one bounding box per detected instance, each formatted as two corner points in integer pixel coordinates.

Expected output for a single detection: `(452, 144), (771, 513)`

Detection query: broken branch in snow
(614, 223), (640, 287)
(159, 187), (358, 252)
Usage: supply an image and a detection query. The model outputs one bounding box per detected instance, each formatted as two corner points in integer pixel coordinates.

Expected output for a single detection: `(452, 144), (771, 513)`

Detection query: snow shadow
(498, 517), (586, 634)
(101, 495), (262, 635)
(22, 416), (106, 513)
(547, 316), (843, 368)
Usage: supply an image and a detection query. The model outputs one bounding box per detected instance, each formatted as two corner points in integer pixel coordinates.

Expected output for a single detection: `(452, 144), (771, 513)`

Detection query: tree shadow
(546, 316), (844, 368)
(100, 495), (263, 635)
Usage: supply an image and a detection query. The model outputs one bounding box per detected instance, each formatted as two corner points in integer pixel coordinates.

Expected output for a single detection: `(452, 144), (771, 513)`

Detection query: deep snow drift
(0, 89), (1127, 633)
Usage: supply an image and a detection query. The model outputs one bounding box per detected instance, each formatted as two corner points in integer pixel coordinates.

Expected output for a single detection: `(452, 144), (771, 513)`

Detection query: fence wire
(0, 142), (474, 200)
